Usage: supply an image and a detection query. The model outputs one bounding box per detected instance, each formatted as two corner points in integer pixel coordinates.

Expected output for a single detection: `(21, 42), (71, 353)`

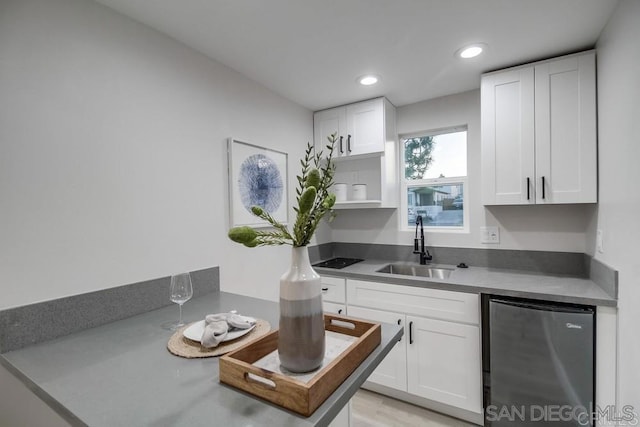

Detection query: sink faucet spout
(413, 215), (432, 265)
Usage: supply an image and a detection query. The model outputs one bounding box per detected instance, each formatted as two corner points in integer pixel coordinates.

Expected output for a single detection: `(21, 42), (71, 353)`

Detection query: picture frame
(227, 138), (288, 228)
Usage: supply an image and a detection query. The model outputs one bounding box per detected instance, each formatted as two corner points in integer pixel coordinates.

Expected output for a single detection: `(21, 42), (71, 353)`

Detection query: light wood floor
(352, 389), (477, 427)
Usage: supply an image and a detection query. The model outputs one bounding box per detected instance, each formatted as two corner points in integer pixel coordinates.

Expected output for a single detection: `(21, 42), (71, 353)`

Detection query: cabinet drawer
(320, 276), (346, 303)
(347, 279), (479, 325)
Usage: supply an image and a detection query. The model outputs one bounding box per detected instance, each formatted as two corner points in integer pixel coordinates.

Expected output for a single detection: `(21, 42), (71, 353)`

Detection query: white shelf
(333, 200), (390, 209)
(332, 151), (382, 162)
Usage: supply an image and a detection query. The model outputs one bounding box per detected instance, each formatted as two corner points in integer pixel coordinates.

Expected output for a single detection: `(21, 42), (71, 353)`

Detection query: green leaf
(305, 168), (320, 189)
(298, 186), (316, 214)
(228, 226), (257, 244)
(243, 239), (258, 248)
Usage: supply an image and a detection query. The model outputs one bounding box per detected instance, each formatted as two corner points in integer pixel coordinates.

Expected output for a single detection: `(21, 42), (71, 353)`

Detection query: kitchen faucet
(413, 215), (432, 265)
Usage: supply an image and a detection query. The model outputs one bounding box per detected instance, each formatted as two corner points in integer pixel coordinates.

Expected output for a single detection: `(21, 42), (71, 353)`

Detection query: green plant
(228, 134), (337, 248)
(404, 136), (435, 179)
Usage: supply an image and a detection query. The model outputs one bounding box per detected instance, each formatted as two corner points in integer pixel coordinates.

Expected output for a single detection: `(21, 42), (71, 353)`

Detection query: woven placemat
(167, 319), (271, 358)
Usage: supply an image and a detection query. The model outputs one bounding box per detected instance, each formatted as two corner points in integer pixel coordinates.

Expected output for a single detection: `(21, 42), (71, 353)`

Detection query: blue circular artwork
(238, 154), (283, 214)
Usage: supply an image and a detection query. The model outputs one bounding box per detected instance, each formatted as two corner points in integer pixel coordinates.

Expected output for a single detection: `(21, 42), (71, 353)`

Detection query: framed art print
(227, 138), (288, 227)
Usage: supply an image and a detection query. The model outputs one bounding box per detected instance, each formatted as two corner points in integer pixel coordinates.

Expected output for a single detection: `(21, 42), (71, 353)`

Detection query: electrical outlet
(597, 229), (604, 253)
(481, 226), (500, 244)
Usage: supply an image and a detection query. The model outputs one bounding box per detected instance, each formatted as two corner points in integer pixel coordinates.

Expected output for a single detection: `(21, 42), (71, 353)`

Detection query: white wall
(0, 0), (315, 310)
(593, 0), (640, 411)
(330, 90), (595, 252)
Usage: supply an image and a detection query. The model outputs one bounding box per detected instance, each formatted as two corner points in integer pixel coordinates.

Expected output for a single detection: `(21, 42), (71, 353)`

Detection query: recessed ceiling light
(358, 75), (379, 86)
(456, 43), (487, 59)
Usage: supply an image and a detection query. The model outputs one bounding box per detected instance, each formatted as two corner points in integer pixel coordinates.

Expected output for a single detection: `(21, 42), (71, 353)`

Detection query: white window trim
(399, 127), (470, 233)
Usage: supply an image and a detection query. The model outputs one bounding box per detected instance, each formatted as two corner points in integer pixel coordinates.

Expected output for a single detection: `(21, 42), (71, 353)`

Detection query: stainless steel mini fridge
(483, 296), (595, 426)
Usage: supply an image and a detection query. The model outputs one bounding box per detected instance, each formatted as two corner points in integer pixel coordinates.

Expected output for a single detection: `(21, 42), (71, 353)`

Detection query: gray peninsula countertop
(314, 259), (616, 307)
(1, 291), (403, 427)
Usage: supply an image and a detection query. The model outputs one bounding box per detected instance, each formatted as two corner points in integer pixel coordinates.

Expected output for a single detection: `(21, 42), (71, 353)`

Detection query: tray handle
(245, 372), (277, 390)
(328, 318), (356, 331)
(325, 313), (375, 337)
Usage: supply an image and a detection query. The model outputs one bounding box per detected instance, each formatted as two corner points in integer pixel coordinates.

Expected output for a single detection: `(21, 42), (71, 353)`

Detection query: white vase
(277, 246), (326, 373)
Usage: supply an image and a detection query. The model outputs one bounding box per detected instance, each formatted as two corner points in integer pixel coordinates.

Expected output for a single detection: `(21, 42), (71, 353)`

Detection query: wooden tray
(219, 313), (381, 416)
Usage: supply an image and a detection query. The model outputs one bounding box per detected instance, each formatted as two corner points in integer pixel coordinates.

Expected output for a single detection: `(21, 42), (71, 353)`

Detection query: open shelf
(333, 200), (384, 209)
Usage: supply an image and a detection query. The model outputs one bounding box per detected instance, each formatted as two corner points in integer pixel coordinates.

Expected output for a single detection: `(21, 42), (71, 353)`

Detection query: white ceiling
(94, 0), (617, 111)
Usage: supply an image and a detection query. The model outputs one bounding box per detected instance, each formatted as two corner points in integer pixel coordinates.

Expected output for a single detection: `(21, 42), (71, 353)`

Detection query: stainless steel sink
(376, 263), (453, 279)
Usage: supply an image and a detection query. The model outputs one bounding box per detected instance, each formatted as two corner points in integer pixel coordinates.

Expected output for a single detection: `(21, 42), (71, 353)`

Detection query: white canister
(333, 183), (348, 202)
(352, 184), (367, 201)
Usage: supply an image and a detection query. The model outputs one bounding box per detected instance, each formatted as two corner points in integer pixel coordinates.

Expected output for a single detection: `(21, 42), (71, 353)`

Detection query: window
(401, 127), (468, 230)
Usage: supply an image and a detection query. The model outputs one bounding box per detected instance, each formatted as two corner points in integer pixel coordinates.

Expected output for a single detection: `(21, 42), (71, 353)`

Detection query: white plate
(182, 318), (256, 343)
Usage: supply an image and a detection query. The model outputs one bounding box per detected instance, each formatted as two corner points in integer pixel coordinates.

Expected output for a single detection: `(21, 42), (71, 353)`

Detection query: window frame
(399, 126), (470, 233)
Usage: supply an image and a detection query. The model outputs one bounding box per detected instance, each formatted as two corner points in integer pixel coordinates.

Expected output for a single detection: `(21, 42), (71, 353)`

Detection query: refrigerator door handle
(491, 298), (594, 314)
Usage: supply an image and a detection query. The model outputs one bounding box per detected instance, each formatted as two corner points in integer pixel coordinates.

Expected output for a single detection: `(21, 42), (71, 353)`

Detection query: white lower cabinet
(321, 276), (347, 315)
(346, 279), (483, 418)
(321, 276), (346, 304)
(406, 315), (482, 413)
(324, 301), (346, 315)
(347, 306), (407, 391)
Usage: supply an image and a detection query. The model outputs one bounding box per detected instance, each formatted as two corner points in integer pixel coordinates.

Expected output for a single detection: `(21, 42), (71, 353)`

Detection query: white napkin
(200, 313), (256, 348)
(201, 317), (228, 348)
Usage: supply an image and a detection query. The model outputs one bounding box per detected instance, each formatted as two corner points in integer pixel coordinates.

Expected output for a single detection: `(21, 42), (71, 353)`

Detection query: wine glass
(166, 272), (193, 331)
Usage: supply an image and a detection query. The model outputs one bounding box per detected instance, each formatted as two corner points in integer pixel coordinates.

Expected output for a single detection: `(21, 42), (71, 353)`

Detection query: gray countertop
(315, 259), (616, 307)
(1, 291), (403, 427)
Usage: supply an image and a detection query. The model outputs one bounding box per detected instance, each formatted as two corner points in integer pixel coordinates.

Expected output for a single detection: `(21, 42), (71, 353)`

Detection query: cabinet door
(314, 107), (347, 156)
(345, 99), (384, 156)
(347, 306), (407, 391)
(534, 52), (597, 204)
(323, 301), (346, 316)
(406, 316), (482, 414)
(320, 276), (346, 304)
(481, 68), (535, 205)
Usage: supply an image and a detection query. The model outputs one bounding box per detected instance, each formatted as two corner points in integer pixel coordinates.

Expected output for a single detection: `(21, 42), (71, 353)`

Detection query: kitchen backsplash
(0, 267), (219, 353)
(311, 242), (617, 298)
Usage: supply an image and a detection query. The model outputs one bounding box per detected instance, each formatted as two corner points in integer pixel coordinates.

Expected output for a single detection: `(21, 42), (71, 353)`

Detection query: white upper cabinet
(314, 107), (347, 154)
(481, 51), (597, 205)
(481, 68), (535, 205)
(314, 97), (398, 208)
(314, 97), (390, 158)
(534, 53), (597, 204)
(345, 99), (385, 156)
